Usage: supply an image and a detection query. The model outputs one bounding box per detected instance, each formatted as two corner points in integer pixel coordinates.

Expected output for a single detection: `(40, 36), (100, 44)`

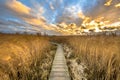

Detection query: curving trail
(49, 44), (71, 80)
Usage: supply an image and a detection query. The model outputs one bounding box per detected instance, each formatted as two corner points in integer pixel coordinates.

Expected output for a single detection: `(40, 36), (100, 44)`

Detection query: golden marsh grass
(66, 36), (120, 80)
(0, 34), (54, 80)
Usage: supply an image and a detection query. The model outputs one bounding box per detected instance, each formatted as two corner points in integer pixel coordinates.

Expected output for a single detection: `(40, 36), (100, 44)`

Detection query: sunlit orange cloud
(23, 18), (52, 30)
(104, 0), (112, 6)
(6, 0), (31, 15)
(5, 0), (57, 31)
(95, 17), (104, 22)
(115, 3), (120, 8)
(23, 18), (45, 25)
(78, 11), (85, 19)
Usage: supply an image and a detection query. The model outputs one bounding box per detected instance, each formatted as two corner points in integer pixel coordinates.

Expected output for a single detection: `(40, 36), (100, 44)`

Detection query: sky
(0, 0), (120, 35)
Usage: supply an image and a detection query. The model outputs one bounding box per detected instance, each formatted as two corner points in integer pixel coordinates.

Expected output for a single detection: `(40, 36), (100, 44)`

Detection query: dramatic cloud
(6, 0), (47, 26)
(0, 0), (61, 35)
(104, 0), (113, 6)
(7, 0), (31, 15)
(56, 4), (83, 25)
(0, 0), (120, 35)
(85, 0), (120, 23)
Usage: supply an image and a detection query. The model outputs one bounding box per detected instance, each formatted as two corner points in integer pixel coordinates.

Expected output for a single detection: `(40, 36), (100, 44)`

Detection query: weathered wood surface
(49, 44), (71, 80)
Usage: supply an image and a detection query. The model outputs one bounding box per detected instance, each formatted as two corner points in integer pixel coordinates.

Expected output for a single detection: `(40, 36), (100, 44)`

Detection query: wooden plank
(49, 44), (71, 80)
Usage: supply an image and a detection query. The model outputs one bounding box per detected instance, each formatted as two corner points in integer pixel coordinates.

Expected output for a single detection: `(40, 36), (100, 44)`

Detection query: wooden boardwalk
(49, 44), (71, 80)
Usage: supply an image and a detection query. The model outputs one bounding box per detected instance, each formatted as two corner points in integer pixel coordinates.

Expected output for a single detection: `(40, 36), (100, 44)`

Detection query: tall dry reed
(67, 36), (120, 80)
(0, 34), (51, 80)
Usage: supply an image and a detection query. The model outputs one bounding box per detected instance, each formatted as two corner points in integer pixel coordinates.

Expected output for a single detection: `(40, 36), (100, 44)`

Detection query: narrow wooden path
(49, 44), (71, 80)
